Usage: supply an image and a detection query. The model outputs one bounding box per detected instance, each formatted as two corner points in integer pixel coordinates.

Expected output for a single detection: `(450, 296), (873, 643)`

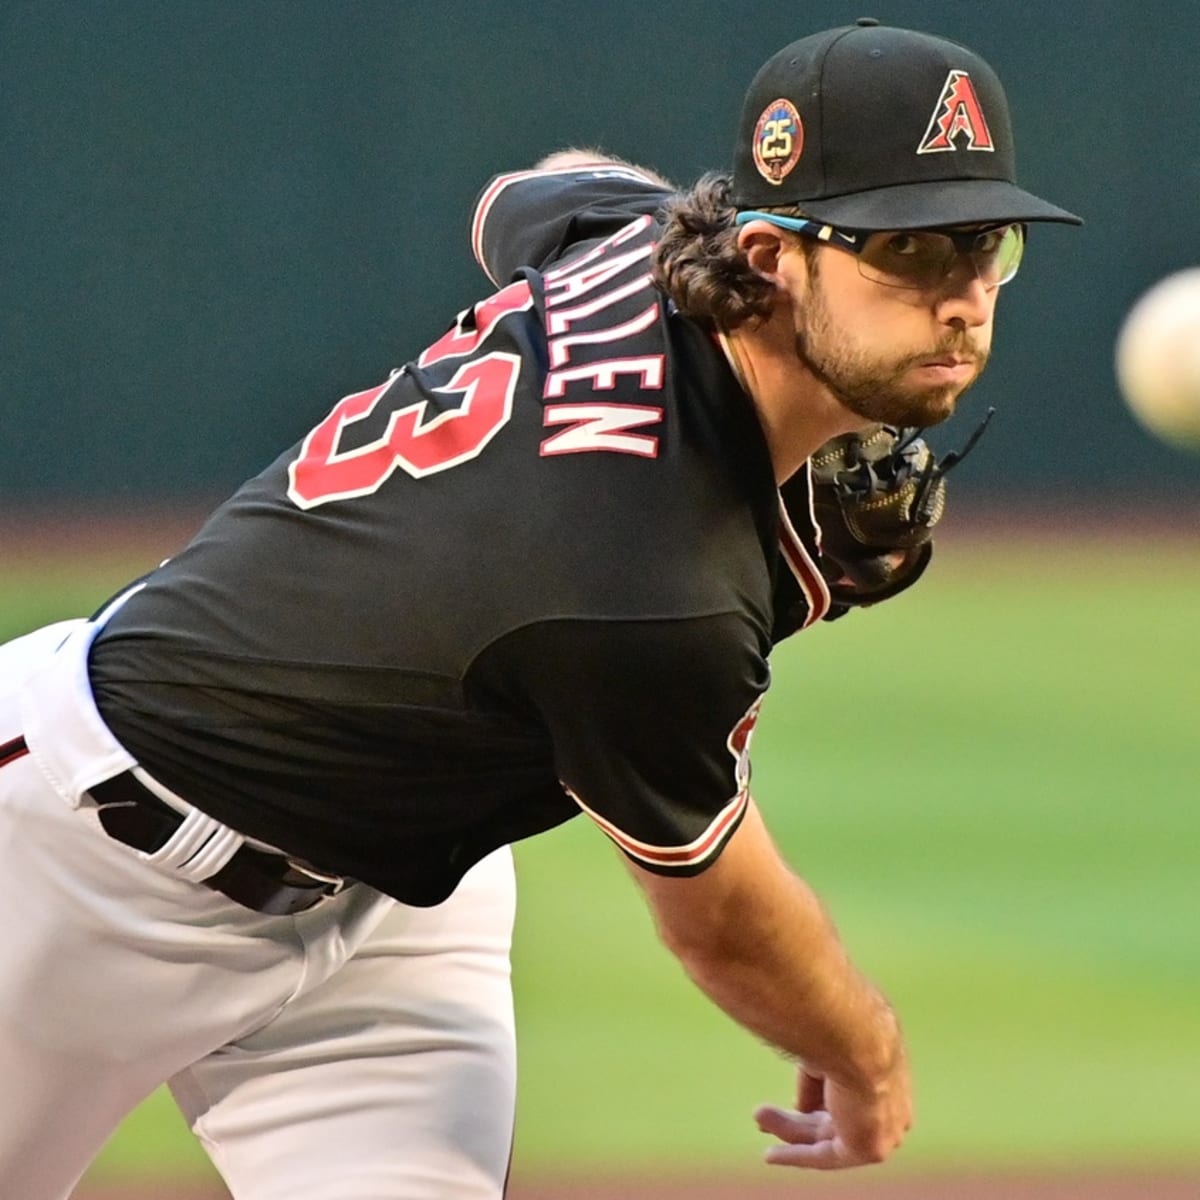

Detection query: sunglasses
(733, 211), (1026, 291)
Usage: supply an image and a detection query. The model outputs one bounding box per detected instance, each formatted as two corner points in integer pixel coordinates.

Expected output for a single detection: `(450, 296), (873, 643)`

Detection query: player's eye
(972, 229), (1006, 255)
(885, 234), (923, 257)
(868, 232), (948, 274)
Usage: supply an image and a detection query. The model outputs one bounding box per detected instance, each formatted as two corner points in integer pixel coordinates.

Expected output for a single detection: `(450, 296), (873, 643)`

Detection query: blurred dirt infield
(513, 1175), (1200, 1200)
(76, 1170), (1200, 1200)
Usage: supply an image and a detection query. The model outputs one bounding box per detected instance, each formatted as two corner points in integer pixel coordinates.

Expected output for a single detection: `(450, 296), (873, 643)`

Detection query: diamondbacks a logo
(917, 70), (995, 154)
(752, 98), (804, 184)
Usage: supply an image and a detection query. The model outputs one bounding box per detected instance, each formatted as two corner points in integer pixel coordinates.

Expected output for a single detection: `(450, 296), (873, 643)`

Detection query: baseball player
(0, 21), (1079, 1199)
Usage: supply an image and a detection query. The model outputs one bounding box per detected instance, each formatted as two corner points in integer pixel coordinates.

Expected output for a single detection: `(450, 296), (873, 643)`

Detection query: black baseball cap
(731, 18), (1081, 230)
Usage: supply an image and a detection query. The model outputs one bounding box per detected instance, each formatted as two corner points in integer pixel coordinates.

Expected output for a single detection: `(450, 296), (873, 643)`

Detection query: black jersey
(88, 166), (832, 906)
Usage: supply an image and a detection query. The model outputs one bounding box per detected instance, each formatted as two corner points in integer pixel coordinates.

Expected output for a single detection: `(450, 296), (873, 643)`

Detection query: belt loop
(143, 806), (245, 881)
(128, 764), (247, 880)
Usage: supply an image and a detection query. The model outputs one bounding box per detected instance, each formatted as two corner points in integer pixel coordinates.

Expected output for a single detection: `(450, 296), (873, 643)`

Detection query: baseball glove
(809, 410), (993, 613)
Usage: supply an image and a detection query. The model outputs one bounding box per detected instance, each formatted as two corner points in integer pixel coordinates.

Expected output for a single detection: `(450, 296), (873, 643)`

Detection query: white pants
(0, 621), (517, 1200)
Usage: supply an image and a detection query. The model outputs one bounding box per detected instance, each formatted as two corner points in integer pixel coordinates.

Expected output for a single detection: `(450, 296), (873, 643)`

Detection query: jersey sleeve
(469, 614), (771, 875)
(470, 165), (672, 287)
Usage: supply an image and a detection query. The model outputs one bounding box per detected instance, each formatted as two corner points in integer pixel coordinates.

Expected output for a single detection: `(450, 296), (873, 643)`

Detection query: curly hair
(652, 173), (816, 331)
(651, 174), (769, 330)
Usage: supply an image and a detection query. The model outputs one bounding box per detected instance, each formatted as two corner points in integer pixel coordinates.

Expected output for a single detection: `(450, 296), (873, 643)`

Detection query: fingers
(754, 1077), (911, 1170)
(797, 1069), (825, 1113)
(765, 1138), (856, 1170)
(754, 1104), (846, 1170)
(756, 1103), (834, 1144)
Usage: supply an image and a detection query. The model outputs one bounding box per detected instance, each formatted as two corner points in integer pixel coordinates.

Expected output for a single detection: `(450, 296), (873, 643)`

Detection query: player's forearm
(673, 868), (900, 1086)
(633, 802), (901, 1086)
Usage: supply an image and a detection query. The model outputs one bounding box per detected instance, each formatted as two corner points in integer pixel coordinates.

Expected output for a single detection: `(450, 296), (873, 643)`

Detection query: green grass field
(4, 529), (1197, 1186)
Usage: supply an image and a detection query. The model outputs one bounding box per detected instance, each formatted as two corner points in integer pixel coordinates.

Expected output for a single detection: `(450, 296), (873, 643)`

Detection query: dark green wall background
(2, 1), (1198, 504)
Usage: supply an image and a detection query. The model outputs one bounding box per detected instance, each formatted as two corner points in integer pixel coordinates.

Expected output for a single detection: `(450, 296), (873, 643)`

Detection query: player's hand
(753, 1052), (913, 1170)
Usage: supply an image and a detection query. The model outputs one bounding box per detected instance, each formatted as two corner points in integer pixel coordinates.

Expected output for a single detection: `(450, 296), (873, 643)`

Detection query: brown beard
(793, 275), (990, 428)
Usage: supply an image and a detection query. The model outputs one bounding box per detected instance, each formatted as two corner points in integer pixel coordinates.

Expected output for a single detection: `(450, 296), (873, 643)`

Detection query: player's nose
(934, 267), (995, 329)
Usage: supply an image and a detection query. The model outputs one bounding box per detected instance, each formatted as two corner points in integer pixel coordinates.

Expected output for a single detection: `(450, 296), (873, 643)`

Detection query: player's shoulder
(474, 159), (666, 216)
(471, 156), (674, 287)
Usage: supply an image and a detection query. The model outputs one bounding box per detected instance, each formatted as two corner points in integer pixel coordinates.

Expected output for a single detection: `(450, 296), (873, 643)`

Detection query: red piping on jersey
(566, 786), (749, 869)
(778, 468), (832, 627)
(0, 736), (29, 769)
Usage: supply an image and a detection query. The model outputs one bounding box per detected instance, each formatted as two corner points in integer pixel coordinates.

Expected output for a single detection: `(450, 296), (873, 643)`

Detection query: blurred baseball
(1114, 267), (1200, 450)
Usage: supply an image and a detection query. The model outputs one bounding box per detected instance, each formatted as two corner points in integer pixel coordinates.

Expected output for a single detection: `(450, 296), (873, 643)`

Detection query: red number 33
(287, 282), (532, 509)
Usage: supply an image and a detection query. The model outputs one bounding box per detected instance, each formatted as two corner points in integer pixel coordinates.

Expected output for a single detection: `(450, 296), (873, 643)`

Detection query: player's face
(789, 237), (997, 428)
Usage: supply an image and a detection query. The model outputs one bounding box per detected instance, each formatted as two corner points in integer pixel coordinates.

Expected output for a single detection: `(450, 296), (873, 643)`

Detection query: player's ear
(736, 220), (792, 285)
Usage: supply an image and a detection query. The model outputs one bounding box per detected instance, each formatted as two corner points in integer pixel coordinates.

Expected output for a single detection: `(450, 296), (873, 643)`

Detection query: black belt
(89, 772), (347, 916)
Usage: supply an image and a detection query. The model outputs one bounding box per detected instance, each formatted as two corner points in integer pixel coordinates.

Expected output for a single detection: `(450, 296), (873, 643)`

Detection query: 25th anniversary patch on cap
(751, 98), (804, 185)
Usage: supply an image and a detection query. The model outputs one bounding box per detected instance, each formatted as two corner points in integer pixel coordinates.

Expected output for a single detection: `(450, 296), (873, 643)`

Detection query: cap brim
(796, 179), (1082, 230)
